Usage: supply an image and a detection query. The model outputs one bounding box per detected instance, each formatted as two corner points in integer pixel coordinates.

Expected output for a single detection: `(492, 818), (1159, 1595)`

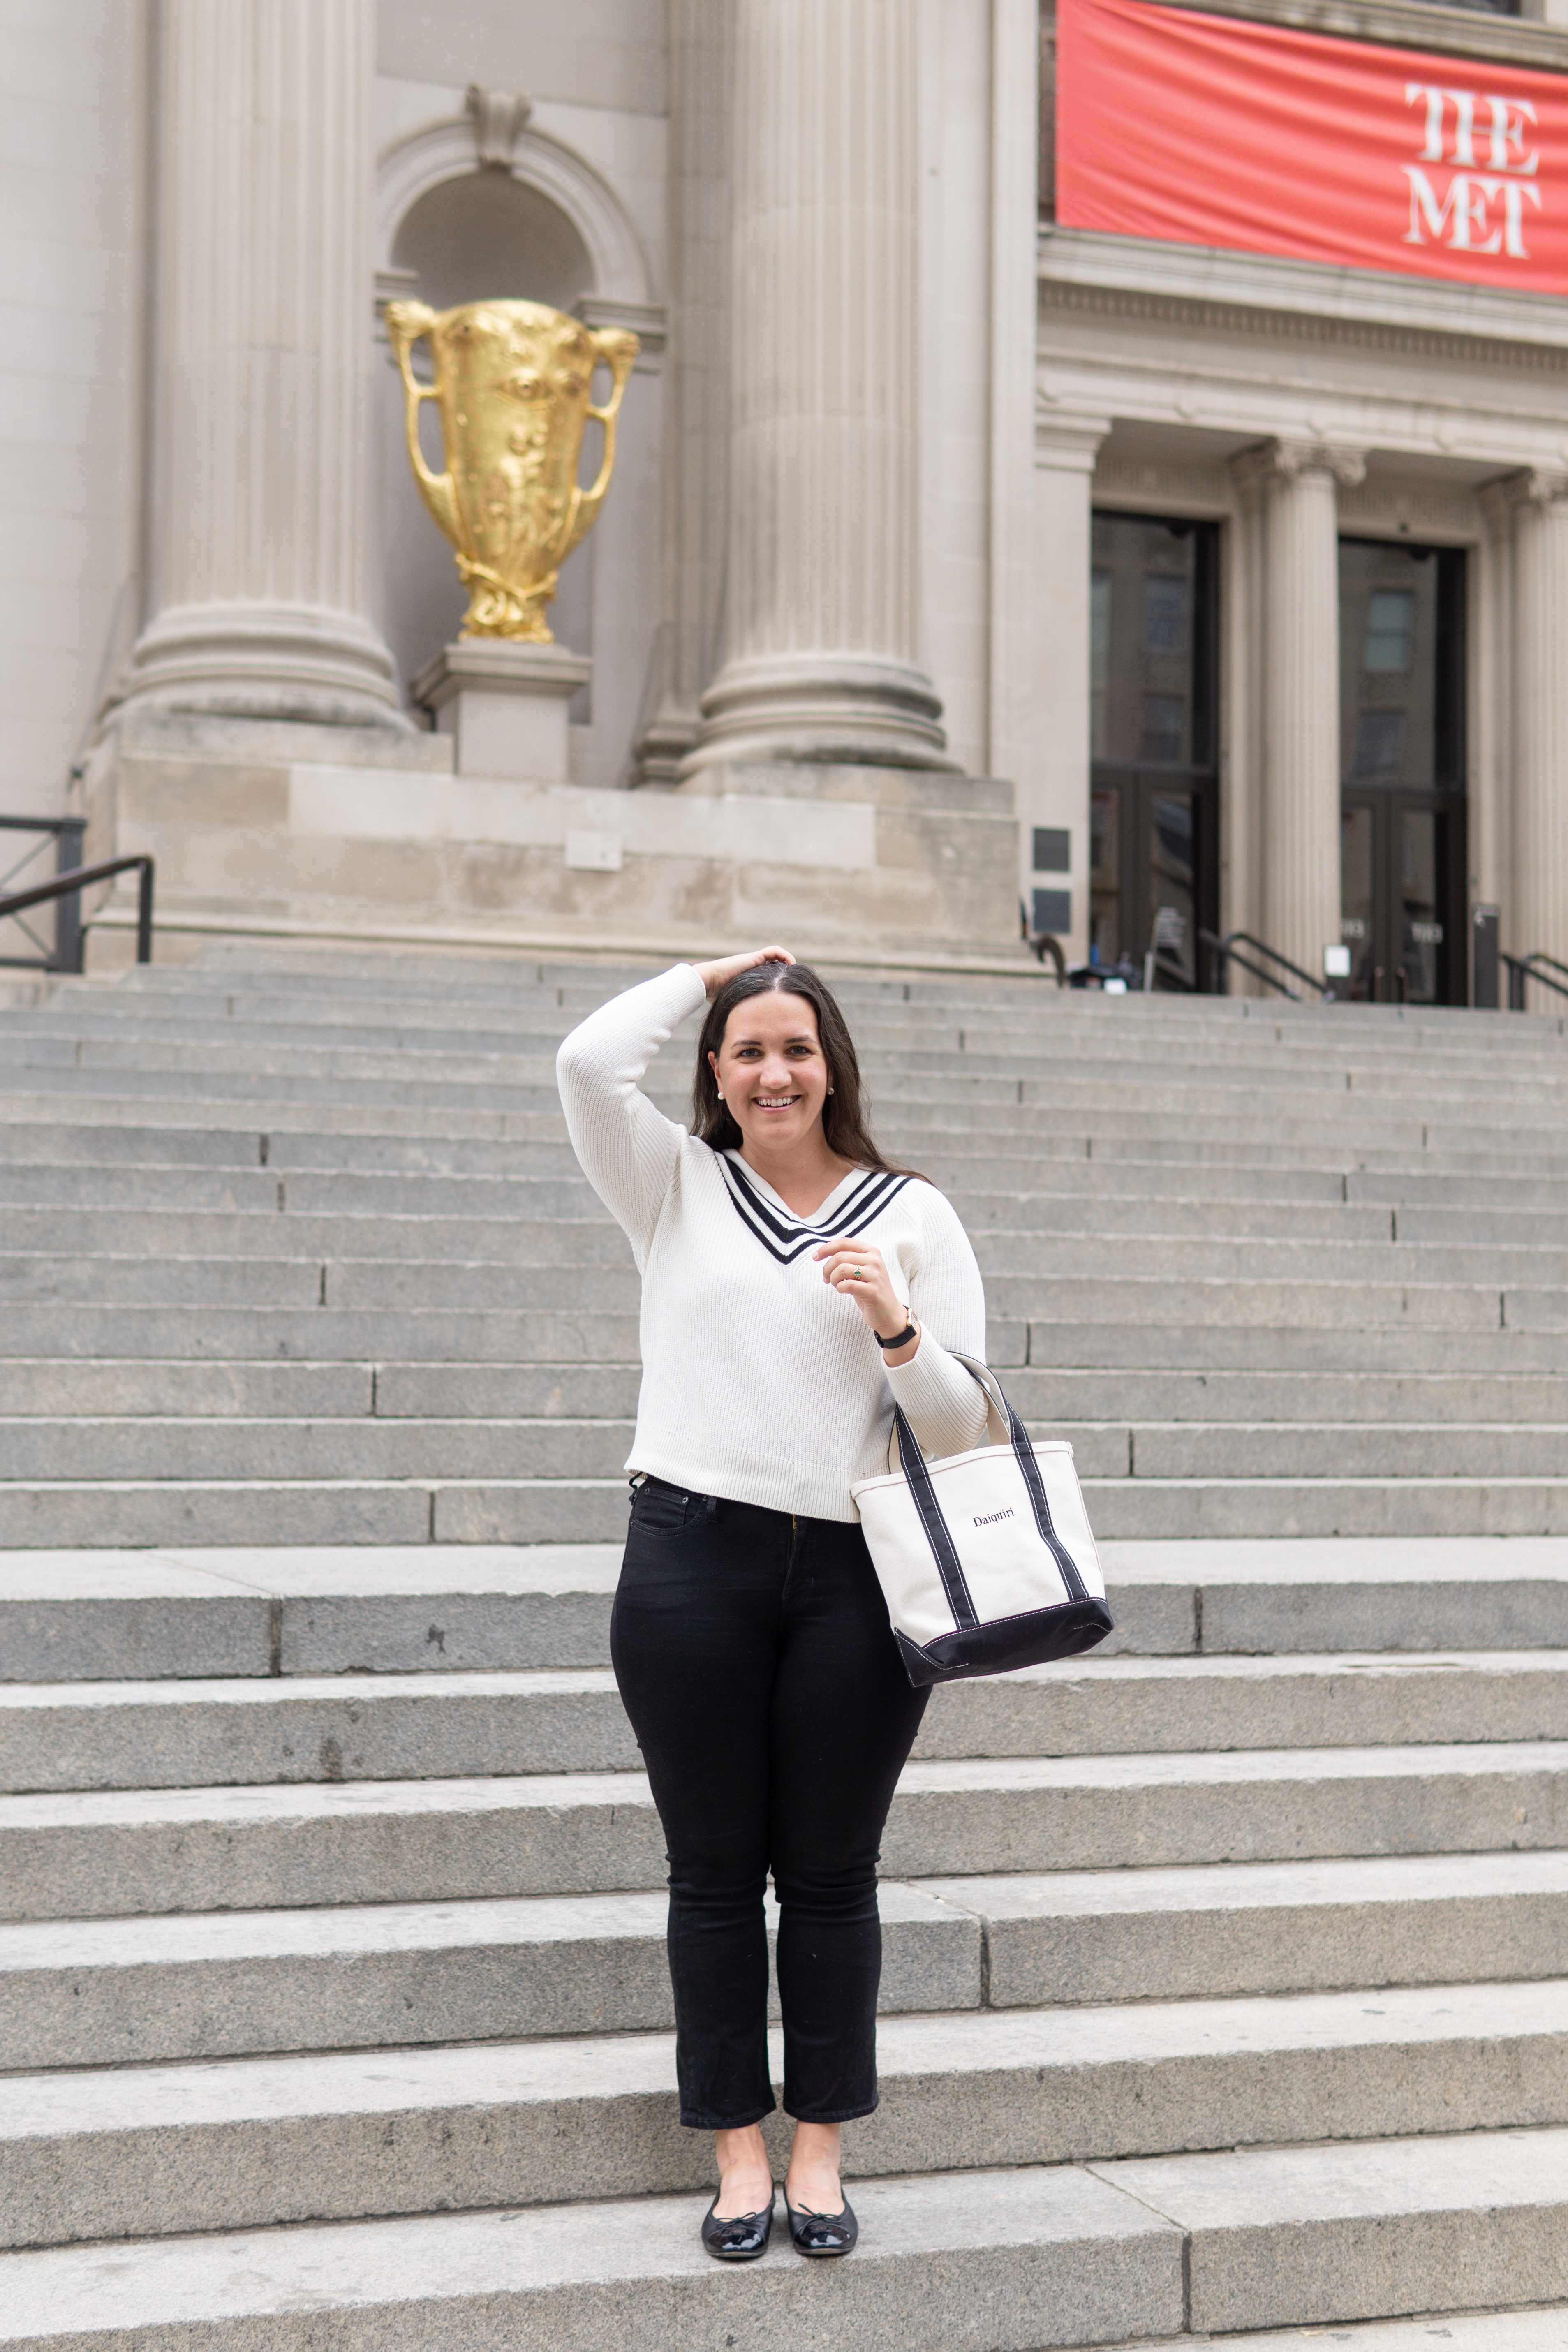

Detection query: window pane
(1090, 570), (1110, 761)
(1365, 590), (1414, 673)
(1090, 788), (1120, 964)
(1354, 711), (1406, 777)
(1144, 574), (1187, 655)
(1149, 793), (1197, 987)
(1340, 805), (1376, 999)
(1400, 810), (1444, 1004)
(1339, 541), (1463, 790)
(1140, 693), (1184, 761)
(1090, 515), (1201, 766)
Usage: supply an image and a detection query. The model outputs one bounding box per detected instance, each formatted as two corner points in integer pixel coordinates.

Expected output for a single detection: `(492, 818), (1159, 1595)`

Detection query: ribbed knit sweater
(555, 964), (990, 1522)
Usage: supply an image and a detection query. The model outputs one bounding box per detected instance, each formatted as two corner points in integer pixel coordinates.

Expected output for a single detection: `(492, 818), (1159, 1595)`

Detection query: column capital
(1232, 439), (1366, 496)
(1034, 413), (1111, 473)
(1484, 466), (1568, 520)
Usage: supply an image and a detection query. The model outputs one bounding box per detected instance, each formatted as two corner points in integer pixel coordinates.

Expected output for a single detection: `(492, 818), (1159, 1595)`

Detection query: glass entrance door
(1338, 539), (1466, 1005)
(1340, 794), (1462, 1005)
(1089, 513), (1219, 988)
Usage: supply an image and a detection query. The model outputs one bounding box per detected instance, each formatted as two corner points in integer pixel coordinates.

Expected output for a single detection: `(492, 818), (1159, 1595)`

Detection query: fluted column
(1242, 441), (1363, 983)
(123, 0), (399, 724)
(683, 0), (948, 773)
(634, 0), (731, 782)
(1507, 471), (1568, 963)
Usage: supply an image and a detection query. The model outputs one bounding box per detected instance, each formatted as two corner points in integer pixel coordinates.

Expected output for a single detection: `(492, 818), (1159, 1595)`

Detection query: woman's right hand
(693, 945), (795, 1002)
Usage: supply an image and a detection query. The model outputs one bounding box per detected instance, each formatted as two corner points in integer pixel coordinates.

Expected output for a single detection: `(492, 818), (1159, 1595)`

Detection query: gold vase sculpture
(385, 298), (639, 643)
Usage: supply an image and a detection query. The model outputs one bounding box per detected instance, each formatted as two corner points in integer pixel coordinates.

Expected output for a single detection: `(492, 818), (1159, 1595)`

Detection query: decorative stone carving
(465, 85), (532, 171)
(385, 299), (638, 643)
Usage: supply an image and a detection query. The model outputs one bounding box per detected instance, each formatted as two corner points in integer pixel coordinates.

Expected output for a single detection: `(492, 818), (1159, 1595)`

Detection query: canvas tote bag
(852, 1354), (1113, 1687)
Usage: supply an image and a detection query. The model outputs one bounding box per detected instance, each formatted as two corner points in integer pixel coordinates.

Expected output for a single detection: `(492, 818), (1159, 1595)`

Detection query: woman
(556, 945), (989, 2260)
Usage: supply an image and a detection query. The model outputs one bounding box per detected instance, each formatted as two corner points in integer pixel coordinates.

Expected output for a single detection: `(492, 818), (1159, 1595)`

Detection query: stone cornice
(1038, 239), (1568, 375)
(1147, 0), (1568, 74)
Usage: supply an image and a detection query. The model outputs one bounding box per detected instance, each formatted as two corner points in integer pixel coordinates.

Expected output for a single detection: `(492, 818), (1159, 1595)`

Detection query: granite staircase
(1, 944), (1567, 2347)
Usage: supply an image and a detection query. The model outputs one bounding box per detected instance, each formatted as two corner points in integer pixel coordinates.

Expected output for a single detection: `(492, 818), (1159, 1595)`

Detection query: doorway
(1338, 539), (1466, 1005)
(1089, 513), (1220, 988)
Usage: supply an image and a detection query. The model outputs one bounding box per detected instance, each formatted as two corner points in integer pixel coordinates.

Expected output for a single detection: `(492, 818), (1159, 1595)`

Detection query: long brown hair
(691, 963), (922, 1178)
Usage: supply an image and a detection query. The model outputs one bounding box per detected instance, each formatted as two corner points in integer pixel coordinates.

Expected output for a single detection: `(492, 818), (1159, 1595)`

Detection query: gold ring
(853, 1267), (864, 1279)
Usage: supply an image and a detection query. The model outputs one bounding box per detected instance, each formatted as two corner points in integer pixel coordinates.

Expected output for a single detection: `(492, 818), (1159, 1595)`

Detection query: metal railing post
(53, 819), (86, 974)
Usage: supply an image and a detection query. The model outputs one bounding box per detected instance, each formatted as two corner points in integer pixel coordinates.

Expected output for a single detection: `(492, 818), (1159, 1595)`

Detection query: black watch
(875, 1317), (918, 1351)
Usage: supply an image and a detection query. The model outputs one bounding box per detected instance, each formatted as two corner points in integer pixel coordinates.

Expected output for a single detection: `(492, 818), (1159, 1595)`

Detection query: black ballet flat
(785, 2195), (858, 2257)
(701, 2189), (775, 2260)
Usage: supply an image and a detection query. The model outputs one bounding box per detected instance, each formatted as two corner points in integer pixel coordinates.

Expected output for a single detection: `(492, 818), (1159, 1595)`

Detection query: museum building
(9, 0), (1568, 998)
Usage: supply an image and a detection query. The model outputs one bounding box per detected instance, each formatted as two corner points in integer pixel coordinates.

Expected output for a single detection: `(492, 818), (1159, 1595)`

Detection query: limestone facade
(7, 0), (1568, 981)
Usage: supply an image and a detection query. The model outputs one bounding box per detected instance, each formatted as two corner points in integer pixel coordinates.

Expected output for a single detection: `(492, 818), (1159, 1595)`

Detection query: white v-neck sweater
(556, 964), (990, 1522)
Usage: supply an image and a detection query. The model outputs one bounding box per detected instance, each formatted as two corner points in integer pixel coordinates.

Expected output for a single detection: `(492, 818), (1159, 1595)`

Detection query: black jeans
(611, 1478), (929, 2130)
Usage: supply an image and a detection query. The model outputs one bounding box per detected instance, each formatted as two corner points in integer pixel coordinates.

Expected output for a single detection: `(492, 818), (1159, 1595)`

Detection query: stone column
(1029, 419), (1108, 962)
(634, 0), (732, 782)
(123, 0), (399, 724)
(1244, 441), (1363, 985)
(684, 0), (948, 773)
(1506, 470), (1568, 963)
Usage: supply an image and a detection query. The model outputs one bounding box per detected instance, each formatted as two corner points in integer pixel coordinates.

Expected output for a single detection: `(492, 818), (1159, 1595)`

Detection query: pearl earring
(716, 1089), (724, 1099)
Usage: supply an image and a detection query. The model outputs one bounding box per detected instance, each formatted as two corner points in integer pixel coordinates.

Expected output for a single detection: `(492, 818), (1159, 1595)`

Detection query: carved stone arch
(375, 116), (657, 309)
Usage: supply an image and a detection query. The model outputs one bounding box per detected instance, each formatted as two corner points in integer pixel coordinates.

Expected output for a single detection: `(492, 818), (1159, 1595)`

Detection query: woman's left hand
(814, 1240), (915, 1357)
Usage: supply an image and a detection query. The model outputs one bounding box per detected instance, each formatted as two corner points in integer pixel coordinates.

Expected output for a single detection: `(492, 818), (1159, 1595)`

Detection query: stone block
(928, 1850), (1568, 2005)
(0, 2165), (1184, 2351)
(1094, 2126), (1568, 2335)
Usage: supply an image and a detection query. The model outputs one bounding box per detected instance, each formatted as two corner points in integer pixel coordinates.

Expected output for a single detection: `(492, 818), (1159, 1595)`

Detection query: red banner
(1057, 0), (1568, 294)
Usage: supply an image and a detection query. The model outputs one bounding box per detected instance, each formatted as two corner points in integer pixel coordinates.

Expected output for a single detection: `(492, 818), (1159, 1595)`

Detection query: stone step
(15, 1185), (1568, 1260)
(0, 1208), (636, 1262)
(32, 977), (1566, 1045)
(936, 1849), (1568, 2006)
(5, 2125), (1567, 2350)
(25, 1413), (1568, 1485)
(15, 1088), (1568, 1184)
(6, 1650), (1561, 1794)
(23, 983), (1568, 1064)
(5, 1538), (1567, 1678)
(4, 1981), (1563, 2250)
(12, 1052), (1568, 1156)
(7, 1297), (1568, 1375)
(7, 1251), (1561, 1329)
(0, 1359), (637, 1418)
(9, 1847), (1564, 2068)
(5, 1742), (1565, 1920)
(0, 1883), (977, 2070)
(0, 1302), (646, 1365)
(1024, 1320), (1568, 1371)
(21, 1203), (1568, 1290)
(18, 1468), (1568, 1549)
(1123, 2316), (1568, 2352)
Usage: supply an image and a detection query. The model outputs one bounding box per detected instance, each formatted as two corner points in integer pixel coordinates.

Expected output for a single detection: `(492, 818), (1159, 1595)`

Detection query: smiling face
(709, 986), (833, 1159)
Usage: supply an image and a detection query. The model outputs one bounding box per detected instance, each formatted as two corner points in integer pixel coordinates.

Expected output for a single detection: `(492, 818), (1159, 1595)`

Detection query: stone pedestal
(1505, 470), (1568, 964)
(119, 0), (398, 726)
(412, 645), (593, 783)
(1244, 441), (1364, 986)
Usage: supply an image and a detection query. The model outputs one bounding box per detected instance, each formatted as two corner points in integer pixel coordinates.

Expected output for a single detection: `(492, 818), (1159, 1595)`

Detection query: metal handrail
(1503, 950), (1568, 1012)
(0, 854), (155, 971)
(1028, 932), (1067, 985)
(1199, 927), (1331, 1002)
